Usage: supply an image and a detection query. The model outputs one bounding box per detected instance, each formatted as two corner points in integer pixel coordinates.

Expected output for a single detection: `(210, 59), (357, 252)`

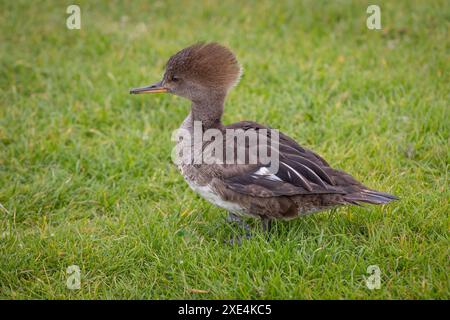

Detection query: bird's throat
(190, 94), (225, 131)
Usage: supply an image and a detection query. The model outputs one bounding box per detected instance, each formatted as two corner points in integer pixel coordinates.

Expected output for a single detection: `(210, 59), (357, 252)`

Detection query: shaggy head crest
(164, 42), (242, 90)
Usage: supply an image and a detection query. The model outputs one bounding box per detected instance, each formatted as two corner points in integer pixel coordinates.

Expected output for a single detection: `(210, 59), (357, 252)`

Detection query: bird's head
(130, 42), (242, 102)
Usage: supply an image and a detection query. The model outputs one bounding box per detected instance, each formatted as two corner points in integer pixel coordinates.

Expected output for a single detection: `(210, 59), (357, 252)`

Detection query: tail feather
(344, 189), (398, 205)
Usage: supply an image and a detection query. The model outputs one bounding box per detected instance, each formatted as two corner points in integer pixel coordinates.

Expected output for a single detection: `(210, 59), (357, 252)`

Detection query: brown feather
(165, 42), (241, 90)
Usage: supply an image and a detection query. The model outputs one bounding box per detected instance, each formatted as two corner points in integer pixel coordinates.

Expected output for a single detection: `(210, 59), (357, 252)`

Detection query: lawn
(0, 0), (448, 299)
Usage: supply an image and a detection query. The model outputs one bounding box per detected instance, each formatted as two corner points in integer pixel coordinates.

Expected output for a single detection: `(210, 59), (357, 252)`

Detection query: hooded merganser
(130, 43), (397, 237)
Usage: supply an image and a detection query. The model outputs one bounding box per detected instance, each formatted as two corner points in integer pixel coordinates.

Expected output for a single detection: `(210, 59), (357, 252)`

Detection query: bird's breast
(181, 169), (244, 214)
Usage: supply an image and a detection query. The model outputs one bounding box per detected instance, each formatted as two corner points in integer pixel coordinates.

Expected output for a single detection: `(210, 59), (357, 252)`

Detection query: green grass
(0, 0), (448, 299)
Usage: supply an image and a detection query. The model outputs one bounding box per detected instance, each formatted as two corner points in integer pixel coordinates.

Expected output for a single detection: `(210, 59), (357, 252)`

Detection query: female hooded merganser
(130, 43), (397, 237)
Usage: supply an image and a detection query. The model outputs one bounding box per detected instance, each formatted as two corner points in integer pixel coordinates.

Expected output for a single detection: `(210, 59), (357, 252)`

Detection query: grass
(0, 0), (448, 299)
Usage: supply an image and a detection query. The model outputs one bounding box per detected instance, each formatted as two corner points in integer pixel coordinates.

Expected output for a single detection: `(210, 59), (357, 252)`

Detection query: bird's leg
(226, 212), (251, 245)
(261, 216), (272, 238)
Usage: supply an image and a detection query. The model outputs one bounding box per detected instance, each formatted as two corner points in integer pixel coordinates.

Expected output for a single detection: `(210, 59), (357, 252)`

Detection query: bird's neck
(189, 92), (226, 131)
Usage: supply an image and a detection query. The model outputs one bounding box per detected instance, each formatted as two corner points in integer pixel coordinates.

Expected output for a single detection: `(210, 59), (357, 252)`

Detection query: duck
(130, 42), (397, 239)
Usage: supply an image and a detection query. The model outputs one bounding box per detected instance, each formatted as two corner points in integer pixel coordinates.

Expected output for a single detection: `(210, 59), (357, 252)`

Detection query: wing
(221, 121), (346, 198)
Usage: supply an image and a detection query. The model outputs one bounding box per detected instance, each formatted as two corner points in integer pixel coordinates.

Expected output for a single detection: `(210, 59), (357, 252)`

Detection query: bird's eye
(171, 76), (180, 82)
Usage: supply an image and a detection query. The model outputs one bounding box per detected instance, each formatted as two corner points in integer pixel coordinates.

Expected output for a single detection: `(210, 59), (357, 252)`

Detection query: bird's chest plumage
(175, 115), (243, 213)
(178, 164), (244, 214)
